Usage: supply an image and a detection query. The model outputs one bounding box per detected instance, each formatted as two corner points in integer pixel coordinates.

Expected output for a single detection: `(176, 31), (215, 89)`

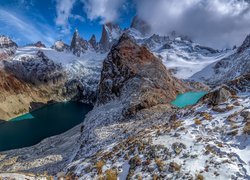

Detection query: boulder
(201, 86), (235, 106)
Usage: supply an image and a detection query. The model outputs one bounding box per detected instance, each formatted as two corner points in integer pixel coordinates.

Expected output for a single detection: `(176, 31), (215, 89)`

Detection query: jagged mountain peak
(88, 34), (97, 49)
(0, 35), (17, 48)
(99, 22), (122, 51)
(237, 34), (250, 53)
(70, 29), (88, 56)
(0, 35), (18, 60)
(32, 41), (46, 48)
(52, 40), (70, 52)
(130, 15), (151, 36)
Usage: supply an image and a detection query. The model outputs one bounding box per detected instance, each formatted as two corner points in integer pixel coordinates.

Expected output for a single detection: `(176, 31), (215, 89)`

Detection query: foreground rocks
(201, 85), (235, 106)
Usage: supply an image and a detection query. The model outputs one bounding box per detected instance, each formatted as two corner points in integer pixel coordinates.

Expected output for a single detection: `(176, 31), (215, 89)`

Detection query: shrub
(169, 162), (181, 172)
(194, 118), (202, 125)
(202, 112), (212, 120)
(96, 160), (105, 175)
(105, 169), (117, 180)
(155, 158), (165, 171)
(196, 174), (204, 180)
(243, 122), (250, 135)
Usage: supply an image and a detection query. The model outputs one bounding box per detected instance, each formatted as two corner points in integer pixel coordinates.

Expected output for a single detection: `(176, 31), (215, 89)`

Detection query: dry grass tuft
(96, 160), (105, 175)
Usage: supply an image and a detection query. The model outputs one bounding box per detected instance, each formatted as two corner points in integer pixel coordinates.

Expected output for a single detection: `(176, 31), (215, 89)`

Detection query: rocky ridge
(97, 34), (188, 116)
(0, 35), (17, 60)
(191, 34), (250, 85)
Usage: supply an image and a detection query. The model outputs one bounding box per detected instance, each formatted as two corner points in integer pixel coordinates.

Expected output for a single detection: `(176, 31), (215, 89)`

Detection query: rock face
(53, 40), (70, 52)
(237, 34), (250, 53)
(99, 23), (122, 52)
(97, 34), (188, 116)
(226, 73), (250, 92)
(0, 50), (80, 120)
(88, 34), (97, 50)
(32, 41), (46, 48)
(70, 29), (89, 56)
(130, 16), (151, 36)
(0, 35), (17, 60)
(201, 86), (235, 106)
(0, 68), (67, 120)
(4, 50), (66, 86)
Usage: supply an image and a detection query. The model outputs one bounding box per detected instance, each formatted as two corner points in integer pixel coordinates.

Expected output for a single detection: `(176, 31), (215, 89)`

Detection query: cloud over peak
(81, 0), (125, 23)
(134, 0), (250, 48)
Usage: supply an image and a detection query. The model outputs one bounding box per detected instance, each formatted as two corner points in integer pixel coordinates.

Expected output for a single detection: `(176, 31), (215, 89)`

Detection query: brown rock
(97, 34), (188, 117)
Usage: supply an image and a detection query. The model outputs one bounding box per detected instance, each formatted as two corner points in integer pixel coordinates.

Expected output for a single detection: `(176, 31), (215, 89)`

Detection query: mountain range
(0, 16), (249, 179)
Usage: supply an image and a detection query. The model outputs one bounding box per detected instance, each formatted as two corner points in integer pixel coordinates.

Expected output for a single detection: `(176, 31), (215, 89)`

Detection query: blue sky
(0, 0), (135, 46)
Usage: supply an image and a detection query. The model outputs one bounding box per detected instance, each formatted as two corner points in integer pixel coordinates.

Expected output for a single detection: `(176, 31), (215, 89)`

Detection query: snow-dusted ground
(70, 93), (250, 180)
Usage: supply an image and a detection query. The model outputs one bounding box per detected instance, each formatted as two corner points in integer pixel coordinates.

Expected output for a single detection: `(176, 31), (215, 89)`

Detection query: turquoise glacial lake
(171, 91), (207, 108)
(0, 102), (92, 151)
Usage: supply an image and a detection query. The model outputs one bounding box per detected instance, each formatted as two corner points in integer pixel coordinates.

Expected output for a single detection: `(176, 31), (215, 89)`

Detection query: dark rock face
(53, 40), (70, 52)
(226, 73), (250, 92)
(32, 41), (46, 48)
(70, 29), (89, 56)
(130, 16), (151, 36)
(142, 34), (170, 50)
(0, 36), (18, 60)
(99, 23), (122, 52)
(88, 35), (97, 50)
(237, 34), (250, 53)
(97, 34), (188, 116)
(3, 50), (66, 86)
(201, 86), (235, 106)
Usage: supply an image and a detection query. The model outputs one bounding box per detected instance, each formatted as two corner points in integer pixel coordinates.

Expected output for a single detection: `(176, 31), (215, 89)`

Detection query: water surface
(0, 102), (92, 151)
(171, 91), (207, 108)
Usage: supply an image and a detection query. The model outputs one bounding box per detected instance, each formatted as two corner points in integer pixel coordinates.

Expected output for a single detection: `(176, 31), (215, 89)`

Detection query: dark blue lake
(0, 102), (92, 151)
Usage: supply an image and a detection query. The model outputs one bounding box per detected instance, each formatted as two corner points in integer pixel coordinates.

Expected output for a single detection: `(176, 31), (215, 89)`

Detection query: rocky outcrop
(88, 34), (97, 50)
(31, 41), (46, 48)
(0, 35), (17, 60)
(53, 40), (70, 52)
(97, 34), (188, 116)
(0, 51), (81, 120)
(237, 34), (250, 53)
(4, 50), (66, 86)
(99, 23), (122, 52)
(226, 73), (250, 92)
(0, 68), (67, 120)
(201, 85), (235, 106)
(70, 29), (89, 56)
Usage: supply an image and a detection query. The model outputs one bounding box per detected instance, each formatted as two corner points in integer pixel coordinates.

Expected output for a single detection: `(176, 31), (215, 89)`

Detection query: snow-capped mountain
(70, 29), (89, 56)
(0, 35), (17, 60)
(99, 23), (122, 52)
(191, 34), (250, 85)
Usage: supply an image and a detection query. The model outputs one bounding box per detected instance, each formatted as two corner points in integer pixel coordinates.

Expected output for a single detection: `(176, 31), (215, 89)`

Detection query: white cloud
(55, 0), (76, 34)
(134, 0), (250, 48)
(0, 9), (56, 45)
(81, 0), (125, 23)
